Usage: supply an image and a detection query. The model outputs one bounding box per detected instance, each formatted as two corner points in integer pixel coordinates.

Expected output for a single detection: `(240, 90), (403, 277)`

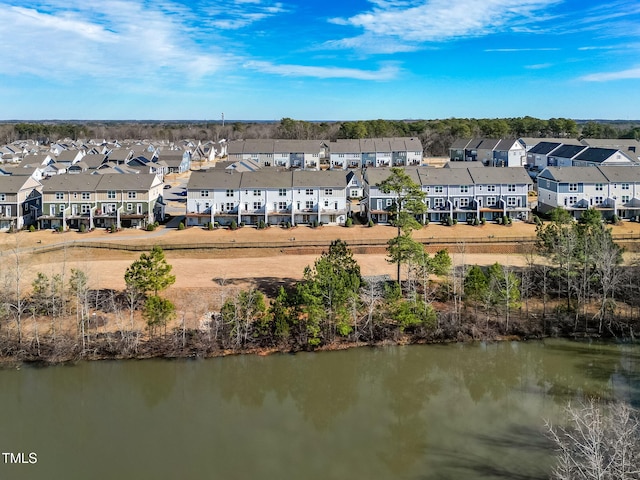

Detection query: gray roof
(40, 173), (158, 192)
(293, 170), (345, 188)
(187, 170), (242, 190)
(598, 166), (640, 183)
(417, 167), (474, 186)
(241, 170), (293, 189)
(538, 167), (609, 183)
(0, 175), (37, 193)
(468, 167), (533, 185)
(450, 138), (473, 150)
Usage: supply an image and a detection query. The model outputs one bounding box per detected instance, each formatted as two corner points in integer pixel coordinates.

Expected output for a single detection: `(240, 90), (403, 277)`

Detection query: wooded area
(2, 117), (640, 156)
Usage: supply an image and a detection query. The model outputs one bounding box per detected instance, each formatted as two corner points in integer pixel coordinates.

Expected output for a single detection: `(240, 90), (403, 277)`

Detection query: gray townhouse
(364, 167), (533, 224)
(537, 166), (640, 220)
(0, 176), (42, 231)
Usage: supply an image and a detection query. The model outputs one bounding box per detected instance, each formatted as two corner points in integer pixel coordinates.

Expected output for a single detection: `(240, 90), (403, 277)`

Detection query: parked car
(163, 184), (172, 189)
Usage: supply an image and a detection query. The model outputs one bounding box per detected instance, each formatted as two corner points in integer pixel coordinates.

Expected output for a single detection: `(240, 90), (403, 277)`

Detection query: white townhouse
(526, 141), (563, 168)
(292, 170), (348, 225)
(537, 166), (640, 220)
(329, 139), (361, 170)
(186, 170), (242, 227)
(226, 139), (327, 170)
(185, 169), (348, 227)
(570, 147), (635, 167)
(493, 139), (526, 167)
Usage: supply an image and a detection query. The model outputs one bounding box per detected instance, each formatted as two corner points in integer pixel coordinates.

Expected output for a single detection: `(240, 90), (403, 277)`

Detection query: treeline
(3, 117), (639, 156)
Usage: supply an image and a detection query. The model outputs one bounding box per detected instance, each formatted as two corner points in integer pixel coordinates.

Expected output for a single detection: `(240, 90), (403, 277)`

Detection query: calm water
(0, 339), (639, 480)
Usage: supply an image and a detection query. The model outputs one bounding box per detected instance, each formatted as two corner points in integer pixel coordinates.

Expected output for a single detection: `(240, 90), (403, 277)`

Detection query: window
(594, 196), (603, 205)
(305, 200), (314, 210)
(278, 201), (287, 210)
(278, 188), (287, 197)
(81, 204), (91, 214)
(508, 184), (516, 192)
(507, 197), (517, 207)
(568, 184), (578, 192)
(55, 192), (64, 200)
(224, 203), (234, 211)
(459, 198), (469, 207)
(568, 196), (577, 204)
(201, 190), (209, 197)
(253, 190), (262, 196)
(324, 188), (333, 195)
(59, 204), (64, 213)
(107, 190), (116, 199)
(386, 199), (393, 207)
(350, 189), (359, 197)
(126, 203), (133, 211)
(226, 189), (234, 197)
(0, 194), (5, 201)
(622, 183), (630, 190)
(434, 186), (443, 193)
(253, 202), (262, 210)
(460, 185), (469, 193)
(324, 200), (329, 207)
(595, 183), (603, 191)
(434, 198), (444, 208)
(622, 195), (630, 203)
(128, 191), (137, 199)
(305, 189), (313, 195)
(486, 197), (497, 206)
(81, 192), (90, 200)
(487, 185), (496, 192)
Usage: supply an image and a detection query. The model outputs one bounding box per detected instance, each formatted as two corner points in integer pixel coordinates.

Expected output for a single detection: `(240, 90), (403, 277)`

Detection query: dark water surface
(1, 339), (639, 480)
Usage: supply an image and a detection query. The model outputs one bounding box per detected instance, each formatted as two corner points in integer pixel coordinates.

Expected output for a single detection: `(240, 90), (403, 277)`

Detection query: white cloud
(0, 1), (228, 83)
(485, 48), (560, 52)
(244, 61), (400, 80)
(201, 0), (288, 30)
(327, 0), (562, 53)
(581, 67), (640, 82)
(524, 63), (553, 69)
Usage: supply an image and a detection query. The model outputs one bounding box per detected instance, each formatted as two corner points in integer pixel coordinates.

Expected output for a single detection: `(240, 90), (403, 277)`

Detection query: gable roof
(549, 144), (587, 159)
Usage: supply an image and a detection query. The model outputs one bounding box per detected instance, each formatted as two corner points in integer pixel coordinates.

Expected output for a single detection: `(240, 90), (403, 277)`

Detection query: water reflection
(0, 339), (638, 480)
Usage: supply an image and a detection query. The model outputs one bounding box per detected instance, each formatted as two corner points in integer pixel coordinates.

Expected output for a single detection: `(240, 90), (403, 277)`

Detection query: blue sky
(1, 0), (639, 120)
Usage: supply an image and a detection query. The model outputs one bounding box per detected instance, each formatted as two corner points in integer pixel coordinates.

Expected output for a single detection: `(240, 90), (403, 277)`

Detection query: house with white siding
(537, 166), (640, 219)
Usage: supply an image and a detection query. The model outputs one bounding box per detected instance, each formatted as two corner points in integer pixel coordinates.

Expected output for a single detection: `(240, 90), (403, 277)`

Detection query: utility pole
(221, 112), (224, 127)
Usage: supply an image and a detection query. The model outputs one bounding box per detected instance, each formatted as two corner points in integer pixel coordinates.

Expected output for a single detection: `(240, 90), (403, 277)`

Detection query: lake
(1, 339), (639, 479)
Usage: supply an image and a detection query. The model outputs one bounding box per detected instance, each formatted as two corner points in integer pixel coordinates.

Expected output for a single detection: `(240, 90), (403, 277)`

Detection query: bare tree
(546, 399), (640, 480)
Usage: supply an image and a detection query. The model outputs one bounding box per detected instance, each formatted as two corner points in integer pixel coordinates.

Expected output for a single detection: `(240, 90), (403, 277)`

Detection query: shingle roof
(549, 144), (587, 158)
(538, 167), (609, 183)
(187, 170), (242, 190)
(573, 147), (620, 163)
(528, 142), (563, 155)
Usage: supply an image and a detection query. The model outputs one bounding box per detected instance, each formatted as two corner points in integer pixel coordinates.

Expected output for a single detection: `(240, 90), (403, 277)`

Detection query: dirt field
(5, 220), (640, 295)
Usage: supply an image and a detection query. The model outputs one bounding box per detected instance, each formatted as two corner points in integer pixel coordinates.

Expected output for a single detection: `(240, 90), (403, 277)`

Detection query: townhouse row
(185, 166), (534, 227)
(0, 173), (165, 231)
(226, 137), (423, 170)
(185, 170), (352, 227)
(537, 166), (640, 219)
(450, 137), (640, 169)
(365, 167), (534, 224)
